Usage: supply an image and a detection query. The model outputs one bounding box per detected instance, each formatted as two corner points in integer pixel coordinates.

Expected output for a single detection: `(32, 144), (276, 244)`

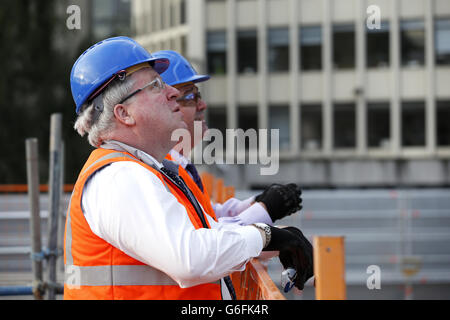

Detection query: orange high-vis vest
(64, 148), (222, 300)
(165, 154), (217, 222)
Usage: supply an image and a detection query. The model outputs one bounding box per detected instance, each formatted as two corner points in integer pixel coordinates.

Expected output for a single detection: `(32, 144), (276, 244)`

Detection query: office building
(133, 0), (450, 189)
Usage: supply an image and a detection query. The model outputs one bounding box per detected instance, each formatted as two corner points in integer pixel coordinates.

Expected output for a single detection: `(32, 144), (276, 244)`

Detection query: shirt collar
(101, 140), (163, 169)
(168, 149), (190, 169)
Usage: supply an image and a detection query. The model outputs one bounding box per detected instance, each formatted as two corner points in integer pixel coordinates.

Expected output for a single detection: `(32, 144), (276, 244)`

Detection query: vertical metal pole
(58, 141), (65, 273)
(289, 0), (300, 154)
(47, 113), (62, 300)
(257, 0), (268, 133)
(322, 0), (333, 156)
(355, 0), (367, 156)
(226, 0), (237, 131)
(425, 0), (436, 155)
(390, 0), (401, 155)
(26, 138), (43, 300)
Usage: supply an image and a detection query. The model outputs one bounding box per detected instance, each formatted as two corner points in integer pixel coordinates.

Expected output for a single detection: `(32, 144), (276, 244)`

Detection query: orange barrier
(199, 173), (235, 204)
(0, 184), (74, 193)
(200, 172), (214, 197)
(231, 258), (286, 300)
(214, 178), (224, 203)
(224, 186), (235, 201)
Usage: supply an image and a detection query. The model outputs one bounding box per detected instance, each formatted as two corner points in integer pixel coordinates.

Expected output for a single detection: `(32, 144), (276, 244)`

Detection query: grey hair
(74, 76), (136, 147)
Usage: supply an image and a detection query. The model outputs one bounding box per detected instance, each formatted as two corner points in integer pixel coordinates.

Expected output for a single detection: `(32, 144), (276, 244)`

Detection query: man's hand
(255, 184), (302, 222)
(278, 227), (314, 290)
(263, 226), (313, 290)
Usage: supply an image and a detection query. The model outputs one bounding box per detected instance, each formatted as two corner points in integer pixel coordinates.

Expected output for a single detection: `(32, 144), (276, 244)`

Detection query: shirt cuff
(236, 202), (274, 226)
(238, 196), (255, 212)
(231, 225), (264, 257)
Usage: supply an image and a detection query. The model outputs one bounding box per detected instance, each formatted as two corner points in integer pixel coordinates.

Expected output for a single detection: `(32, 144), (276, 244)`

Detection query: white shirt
(81, 141), (264, 292)
(168, 149), (273, 226)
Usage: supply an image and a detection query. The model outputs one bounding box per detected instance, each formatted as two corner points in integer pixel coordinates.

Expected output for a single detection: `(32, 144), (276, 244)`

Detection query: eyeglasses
(176, 91), (202, 106)
(119, 77), (166, 104)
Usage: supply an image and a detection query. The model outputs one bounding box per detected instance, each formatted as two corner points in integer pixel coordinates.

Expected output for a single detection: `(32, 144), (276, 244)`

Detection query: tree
(0, 0), (93, 184)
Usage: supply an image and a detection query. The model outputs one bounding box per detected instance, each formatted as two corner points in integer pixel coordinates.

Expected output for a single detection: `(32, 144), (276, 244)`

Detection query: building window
(161, 0), (166, 29)
(238, 106), (258, 149)
(180, 35), (187, 57)
(437, 101), (450, 146)
(402, 101), (425, 146)
(367, 102), (390, 148)
(301, 104), (322, 150)
(170, 1), (176, 27)
(300, 26), (322, 71)
(207, 31), (227, 75)
(435, 19), (450, 65)
(180, 0), (186, 24)
(367, 21), (389, 68)
(207, 106), (227, 136)
(333, 24), (355, 69)
(238, 30), (258, 74)
(92, 0), (131, 40)
(205, 106), (227, 155)
(238, 106), (258, 131)
(268, 28), (289, 72)
(152, 3), (159, 32)
(334, 103), (356, 148)
(269, 106), (290, 150)
(401, 20), (425, 67)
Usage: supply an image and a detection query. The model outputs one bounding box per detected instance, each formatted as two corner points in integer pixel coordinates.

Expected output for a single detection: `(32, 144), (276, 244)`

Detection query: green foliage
(0, 0), (93, 184)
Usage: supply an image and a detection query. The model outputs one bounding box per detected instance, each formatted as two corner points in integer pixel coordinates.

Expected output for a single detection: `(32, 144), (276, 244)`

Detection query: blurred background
(0, 0), (450, 299)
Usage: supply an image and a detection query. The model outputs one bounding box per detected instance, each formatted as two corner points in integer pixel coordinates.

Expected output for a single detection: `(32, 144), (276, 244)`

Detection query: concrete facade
(132, 0), (450, 188)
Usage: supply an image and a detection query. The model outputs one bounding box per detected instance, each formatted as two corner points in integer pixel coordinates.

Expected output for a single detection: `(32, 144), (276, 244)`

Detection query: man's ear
(113, 104), (135, 126)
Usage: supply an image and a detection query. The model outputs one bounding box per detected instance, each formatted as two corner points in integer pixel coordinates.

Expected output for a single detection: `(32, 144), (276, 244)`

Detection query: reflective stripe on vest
(65, 264), (178, 287)
(64, 151), (219, 291)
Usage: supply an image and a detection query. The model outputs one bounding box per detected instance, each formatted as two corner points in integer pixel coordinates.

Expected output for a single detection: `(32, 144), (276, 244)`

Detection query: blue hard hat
(71, 36), (169, 114)
(152, 50), (210, 87)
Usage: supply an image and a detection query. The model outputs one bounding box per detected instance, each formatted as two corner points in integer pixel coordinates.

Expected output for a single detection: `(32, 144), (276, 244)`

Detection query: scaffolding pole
(26, 138), (44, 300)
(47, 113), (63, 300)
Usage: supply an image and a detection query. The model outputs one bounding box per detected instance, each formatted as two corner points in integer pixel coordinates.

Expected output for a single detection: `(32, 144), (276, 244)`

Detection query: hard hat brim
(174, 74), (210, 86)
(151, 58), (170, 75)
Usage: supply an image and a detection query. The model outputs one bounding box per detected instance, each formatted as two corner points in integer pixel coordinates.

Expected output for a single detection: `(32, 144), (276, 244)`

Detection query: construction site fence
(0, 174), (346, 300)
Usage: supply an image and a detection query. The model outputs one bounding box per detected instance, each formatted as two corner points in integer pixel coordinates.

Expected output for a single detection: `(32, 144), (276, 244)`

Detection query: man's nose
(197, 98), (207, 111)
(166, 84), (180, 101)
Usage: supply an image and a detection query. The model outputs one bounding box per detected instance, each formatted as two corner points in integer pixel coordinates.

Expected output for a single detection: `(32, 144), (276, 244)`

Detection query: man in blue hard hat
(66, 37), (313, 300)
(153, 50), (305, 228)
(153, 50), (314, 291)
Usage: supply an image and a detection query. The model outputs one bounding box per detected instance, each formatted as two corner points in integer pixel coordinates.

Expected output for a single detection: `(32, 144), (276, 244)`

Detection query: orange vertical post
(313, 236), (346, 300)
(215, 178), (224, 203)
(224, 186), (235, 201)
(200, 172), (214, 198)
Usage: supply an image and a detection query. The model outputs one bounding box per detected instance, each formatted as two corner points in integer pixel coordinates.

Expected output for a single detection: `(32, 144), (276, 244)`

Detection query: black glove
(263, 226), (313, 290)
(255, 184), (302, 222)
(278, 227), (314, 290)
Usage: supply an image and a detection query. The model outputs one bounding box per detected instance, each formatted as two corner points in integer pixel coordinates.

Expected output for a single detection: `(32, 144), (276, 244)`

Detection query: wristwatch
(252, 223), (271, 248)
